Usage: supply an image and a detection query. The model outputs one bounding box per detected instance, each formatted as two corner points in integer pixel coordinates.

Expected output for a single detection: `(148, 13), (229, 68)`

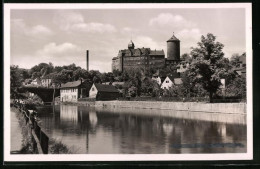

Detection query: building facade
(112, 32), (181, 72)
(112, 41), (165, 72)
(89, 83), (120, 101)
(60, 80), (92, 102)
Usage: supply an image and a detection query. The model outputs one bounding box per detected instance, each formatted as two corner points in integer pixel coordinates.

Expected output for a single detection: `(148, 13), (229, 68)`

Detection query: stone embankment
(95, 101), (246, 115)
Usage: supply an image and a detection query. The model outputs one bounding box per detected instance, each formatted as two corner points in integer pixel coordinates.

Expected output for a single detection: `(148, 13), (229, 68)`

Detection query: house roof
(61, 80), (82, 88)
(94, 83), (119, 93)
(167, 72), (180, 81)
(174, 78), (183, 85)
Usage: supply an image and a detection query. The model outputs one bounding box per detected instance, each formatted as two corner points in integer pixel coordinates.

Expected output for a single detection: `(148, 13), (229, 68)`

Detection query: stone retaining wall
(95, 101), (246, 114)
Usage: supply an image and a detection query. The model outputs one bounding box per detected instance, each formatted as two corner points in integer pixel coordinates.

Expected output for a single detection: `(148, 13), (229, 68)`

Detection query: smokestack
(86, 50), (89, 71)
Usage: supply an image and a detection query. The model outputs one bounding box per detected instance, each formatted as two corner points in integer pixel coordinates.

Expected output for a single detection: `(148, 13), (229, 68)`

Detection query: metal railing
(12, 102), (49, 154)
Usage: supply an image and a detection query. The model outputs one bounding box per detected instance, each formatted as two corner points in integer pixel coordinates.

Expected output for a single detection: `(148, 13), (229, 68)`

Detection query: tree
(225, 75), (246, 99)
(189, 33), (227, 103)
(181, 53), (192, 62)
(10, 65), (22, 99)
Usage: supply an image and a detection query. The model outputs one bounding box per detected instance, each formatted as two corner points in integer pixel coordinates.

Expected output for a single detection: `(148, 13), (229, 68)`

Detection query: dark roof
(150, 50), (165, 56)
(94, 83), (119, 93)
(167, 33), (180, 42)
(167, 73), (180, 82)
(61, 80), (82, 88)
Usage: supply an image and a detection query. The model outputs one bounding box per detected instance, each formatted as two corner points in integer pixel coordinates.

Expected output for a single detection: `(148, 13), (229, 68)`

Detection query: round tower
(128, 40), (135, 49)
(167, 32), (180, 60)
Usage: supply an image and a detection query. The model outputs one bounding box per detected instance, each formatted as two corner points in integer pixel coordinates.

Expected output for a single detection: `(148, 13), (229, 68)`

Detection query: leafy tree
(10, 65), (23, 99)
(72, 69), (91, 81)
(189, 33), (228, 102)
(225, 75), (246, 99)
(181, 53), (192, 62)
(53, 70), (73, 84)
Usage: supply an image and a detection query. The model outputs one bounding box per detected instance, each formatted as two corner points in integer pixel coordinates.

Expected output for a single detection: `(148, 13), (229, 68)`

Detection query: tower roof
(128, 40), (135, 48)
(167, 32), (180, 42)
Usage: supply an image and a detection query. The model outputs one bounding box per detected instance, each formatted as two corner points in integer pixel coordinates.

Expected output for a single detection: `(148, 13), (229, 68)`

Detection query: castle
(112, 32), (181, 72)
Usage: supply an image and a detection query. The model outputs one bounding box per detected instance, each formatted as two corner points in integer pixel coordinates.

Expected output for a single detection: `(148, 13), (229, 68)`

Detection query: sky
(10, 7), (246, 72)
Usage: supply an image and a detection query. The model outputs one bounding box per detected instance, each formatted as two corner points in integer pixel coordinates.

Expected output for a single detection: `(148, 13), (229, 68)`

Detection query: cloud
(36, 42), (82, 58)
(176, 28), (202, 51)
(134, 36), (165, 50)
(120, 27), (139, 34)
(71, 22), (116, 33)
(11, 19), (53, 37)
(53, 11), (116, 33)
(149, 13), (196, 29)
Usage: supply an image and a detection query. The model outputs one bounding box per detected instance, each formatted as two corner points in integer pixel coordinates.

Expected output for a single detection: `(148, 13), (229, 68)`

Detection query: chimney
(86, 50), (89, 71)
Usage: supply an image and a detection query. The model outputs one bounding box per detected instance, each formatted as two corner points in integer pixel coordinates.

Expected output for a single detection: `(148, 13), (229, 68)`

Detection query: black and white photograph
(4, 3), (252, 161)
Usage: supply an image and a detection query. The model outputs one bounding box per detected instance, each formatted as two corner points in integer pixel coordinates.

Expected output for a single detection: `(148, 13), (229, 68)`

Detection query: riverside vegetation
(12, 106), (77, 154)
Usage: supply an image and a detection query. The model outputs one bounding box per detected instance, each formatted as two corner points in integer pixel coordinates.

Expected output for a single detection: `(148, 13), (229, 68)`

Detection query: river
(36, 104), (247, 154)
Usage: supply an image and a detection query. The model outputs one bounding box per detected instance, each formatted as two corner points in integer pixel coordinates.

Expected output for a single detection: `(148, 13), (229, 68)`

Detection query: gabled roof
(61, 80), (81, 88)
(94, 83), (119, 93)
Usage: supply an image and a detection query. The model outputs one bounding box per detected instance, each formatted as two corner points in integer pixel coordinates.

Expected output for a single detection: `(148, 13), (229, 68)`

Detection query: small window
(166, 80), (169, 83)
(92, 87), (95, 91)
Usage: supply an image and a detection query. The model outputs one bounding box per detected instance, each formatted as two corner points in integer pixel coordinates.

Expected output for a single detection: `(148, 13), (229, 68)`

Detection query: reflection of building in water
(60, 105), (78, 123)
(89, 111), (98, 127)
(162, 122), (174, 154)
(218, 123), (227, 137)
(162, 123), (174, 136)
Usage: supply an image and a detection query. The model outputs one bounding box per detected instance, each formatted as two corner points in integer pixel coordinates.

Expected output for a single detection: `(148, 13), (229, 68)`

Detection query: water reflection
(36, 105), (247, 154)
(60, 105), (78, 123)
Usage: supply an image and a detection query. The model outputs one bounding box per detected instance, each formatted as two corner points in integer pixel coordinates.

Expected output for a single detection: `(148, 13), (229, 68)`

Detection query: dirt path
(10, 109), (23, 153)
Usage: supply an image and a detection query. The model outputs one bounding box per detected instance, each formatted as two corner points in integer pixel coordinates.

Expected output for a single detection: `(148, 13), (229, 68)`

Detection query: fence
(12, 102), (49, 154)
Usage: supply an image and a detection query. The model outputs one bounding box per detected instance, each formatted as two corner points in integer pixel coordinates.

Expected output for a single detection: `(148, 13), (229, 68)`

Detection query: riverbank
(95, 101), (246, 115)
(11, 106), (75, 154)
(10, 108), (23, 153)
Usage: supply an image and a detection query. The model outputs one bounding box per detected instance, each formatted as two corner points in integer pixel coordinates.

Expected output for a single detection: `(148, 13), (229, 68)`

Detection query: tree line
(11, 33), (246, 103)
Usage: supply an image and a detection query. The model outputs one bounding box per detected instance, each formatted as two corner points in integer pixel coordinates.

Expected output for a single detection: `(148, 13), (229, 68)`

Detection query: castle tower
(167, 32), (180, 61)
(128, 40), (135, 49)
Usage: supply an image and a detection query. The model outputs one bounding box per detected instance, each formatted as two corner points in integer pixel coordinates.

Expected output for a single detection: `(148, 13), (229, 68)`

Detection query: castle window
(166, 81), (169, 83)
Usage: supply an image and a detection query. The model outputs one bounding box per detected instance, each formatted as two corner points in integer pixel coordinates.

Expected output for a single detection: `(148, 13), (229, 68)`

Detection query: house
(161, 75), (182, 90)
(151, 71), (162, 85)
(60, 80), (92, 102)
(31, 78), (42, 86)
(177, 61), (190, 74)
(233, 53), (246, 77)
(89, 83), (120, 101)
(22, 79), (32, 86)
(41, 77), (52, 88)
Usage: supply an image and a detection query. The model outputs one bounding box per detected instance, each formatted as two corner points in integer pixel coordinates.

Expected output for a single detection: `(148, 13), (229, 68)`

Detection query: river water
(36, 104), (247, 154)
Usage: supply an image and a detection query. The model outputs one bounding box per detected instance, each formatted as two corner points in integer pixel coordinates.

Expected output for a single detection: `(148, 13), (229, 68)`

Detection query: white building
(41, 78), (52, 88)
(161, 76), (182, 90)
(60, 80), (92, 102)
(31, 78), (42, 86)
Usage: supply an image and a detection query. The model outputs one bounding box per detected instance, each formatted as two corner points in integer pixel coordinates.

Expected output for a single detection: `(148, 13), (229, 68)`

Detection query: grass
(48, 138), (79, 154)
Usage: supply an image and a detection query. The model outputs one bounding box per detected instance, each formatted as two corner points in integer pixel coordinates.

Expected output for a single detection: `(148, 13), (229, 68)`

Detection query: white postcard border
(4, 3), (253, 162)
